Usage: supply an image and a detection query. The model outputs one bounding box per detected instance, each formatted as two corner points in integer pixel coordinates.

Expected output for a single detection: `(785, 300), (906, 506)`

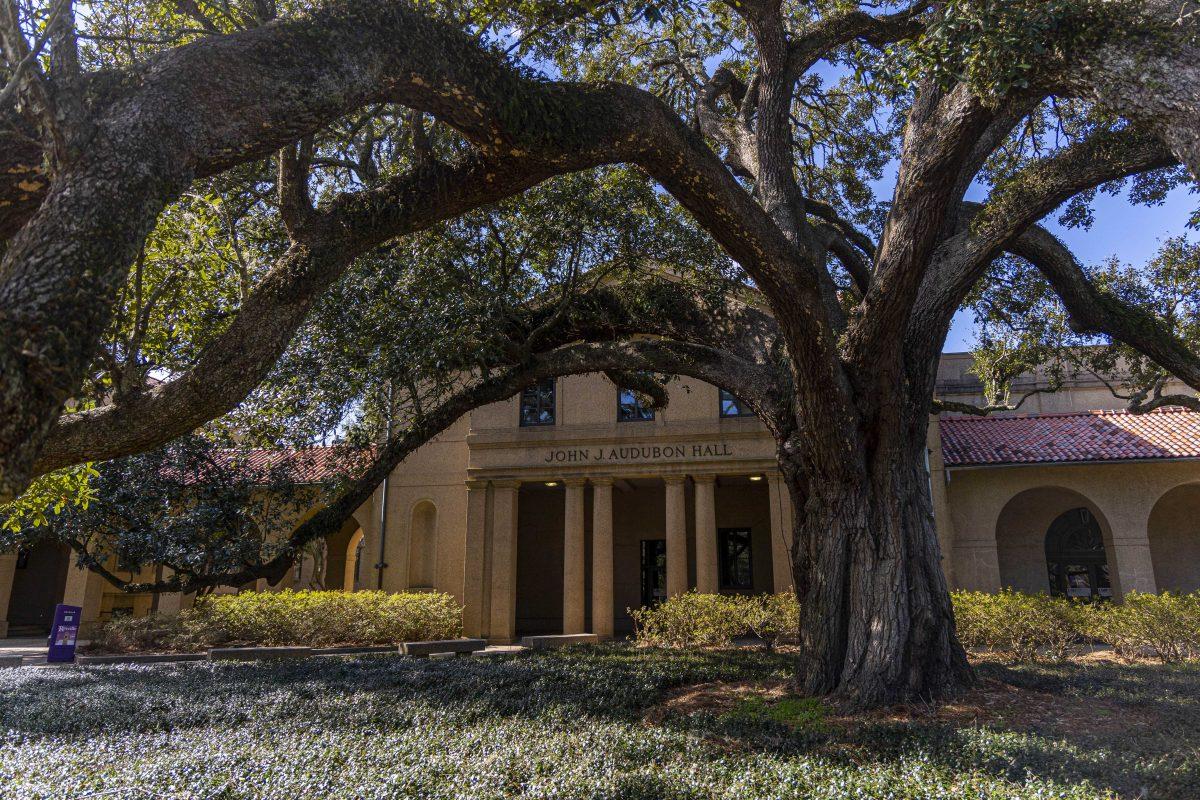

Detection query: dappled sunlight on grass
(1, 645), (1195, 799)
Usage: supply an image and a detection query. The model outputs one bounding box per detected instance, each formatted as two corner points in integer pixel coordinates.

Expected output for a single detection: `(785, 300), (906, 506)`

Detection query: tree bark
(787, 393), (972, 710)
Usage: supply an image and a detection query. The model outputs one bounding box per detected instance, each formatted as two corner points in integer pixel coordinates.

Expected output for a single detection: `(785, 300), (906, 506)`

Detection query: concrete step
(209, 646), (313, 661)
(5, 625), (46, 638)
(76, 653), (207, 666)
(518, 633), (599, 649)
(400, 638), (487, 657)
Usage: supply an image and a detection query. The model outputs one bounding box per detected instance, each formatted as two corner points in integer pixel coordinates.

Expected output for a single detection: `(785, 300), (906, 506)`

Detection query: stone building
(2, 352), (1198, 641)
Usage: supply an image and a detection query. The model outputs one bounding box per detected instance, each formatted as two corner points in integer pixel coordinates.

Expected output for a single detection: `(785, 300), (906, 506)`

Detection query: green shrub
(630, 591), (799, 648)
(953, 589), (1200, 664)
(1089, 591), (1200, 663)
(951, 589), (1094, 662)
(85, 611), (217, 654)
(86, 590), (463, 653)
(744, 591), (801, 648)
(630, 592), (750, 647)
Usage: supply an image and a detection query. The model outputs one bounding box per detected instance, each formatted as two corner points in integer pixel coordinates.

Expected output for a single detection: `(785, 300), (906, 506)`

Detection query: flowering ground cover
(1, 646), (1196, 799)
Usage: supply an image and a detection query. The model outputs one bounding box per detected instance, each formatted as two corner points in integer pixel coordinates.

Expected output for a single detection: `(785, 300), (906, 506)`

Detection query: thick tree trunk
(786, 412), (973, 710)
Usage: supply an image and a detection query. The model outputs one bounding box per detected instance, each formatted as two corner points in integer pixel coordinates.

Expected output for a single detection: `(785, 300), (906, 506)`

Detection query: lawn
(1, 646), (1196, 799)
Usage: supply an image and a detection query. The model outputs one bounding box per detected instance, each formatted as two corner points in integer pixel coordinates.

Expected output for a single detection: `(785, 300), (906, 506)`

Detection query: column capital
(465, 479), (488, 490)
(591, 476), (615, 487)
(563, 476), (589, 488)
(663, 475), (687, 486)
(691, 474), (718, 485)
(492, 479), (522, 490)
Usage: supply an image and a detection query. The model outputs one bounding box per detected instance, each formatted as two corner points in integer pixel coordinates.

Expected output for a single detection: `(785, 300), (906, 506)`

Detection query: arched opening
(408, 501), (437, 589)
(346, 529), (365, 591)
(1148, 483), (1200, 593)
(5, 540), (70, 636)
(1045, 508), (1112, 600)
(994, 487), (1118, 597)
(323, 516), (364, 591)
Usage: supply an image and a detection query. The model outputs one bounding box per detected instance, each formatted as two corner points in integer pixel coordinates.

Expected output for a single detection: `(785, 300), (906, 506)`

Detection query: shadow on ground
(2, 645), (1195, 799)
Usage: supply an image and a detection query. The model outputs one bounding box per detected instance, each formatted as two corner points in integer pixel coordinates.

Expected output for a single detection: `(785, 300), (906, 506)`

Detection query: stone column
(154, 567), (192, 615)
(563, 478), (587, 634)
(768, 474), (794, 592)
(664, 476), (688, 597)
(155, 590), (194, 615)
(62, 564), (105, 634)
(488, 480), (520, 644)
(591, 478), (615, 639)
(0, 553), (16, 638)
(342, 530), (364, 592)
(952, 536), (1002, 591)
(1110, 520), (1158, 597)
(462, 480), (490, 638)
(693, 475), (719, 593)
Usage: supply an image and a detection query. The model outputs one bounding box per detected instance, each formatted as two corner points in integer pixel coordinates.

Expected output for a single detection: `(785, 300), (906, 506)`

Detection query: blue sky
(941, 184), (1198, 352)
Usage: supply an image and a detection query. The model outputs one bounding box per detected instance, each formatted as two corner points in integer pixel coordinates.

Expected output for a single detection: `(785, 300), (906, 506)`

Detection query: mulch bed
(644, 653), (1160, 740)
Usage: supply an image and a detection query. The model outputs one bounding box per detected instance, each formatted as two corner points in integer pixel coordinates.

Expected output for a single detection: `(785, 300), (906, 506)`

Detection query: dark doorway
(6, 540), (71, 635)
(640, 539), (666, 608)
(718, 527), (753, 592)
(1045, 507), (1112, 600)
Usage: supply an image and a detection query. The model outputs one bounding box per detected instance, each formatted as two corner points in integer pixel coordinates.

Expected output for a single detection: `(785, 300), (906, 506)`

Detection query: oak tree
(3, 0), (1200, 708)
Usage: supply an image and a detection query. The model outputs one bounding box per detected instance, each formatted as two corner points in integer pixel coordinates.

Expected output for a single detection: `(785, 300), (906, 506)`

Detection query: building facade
(2, 353), (1199, 641)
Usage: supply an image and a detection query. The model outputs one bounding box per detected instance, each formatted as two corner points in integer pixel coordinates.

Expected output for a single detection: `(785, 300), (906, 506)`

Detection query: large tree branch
(34, 155), (553, 473)
(1008, 224), (1200, 402)
(900, 124), (1177, 416)
(0, 108), (44, 240)
(911, 125), (1176, 343)
(0, 0), (836, 501)
(785, 3), (931, 76)
(36, 206), (786, 479)
(695, 66), (758, 179)
(1063, 1), (1200, 179)
(846, 82), (996, 374)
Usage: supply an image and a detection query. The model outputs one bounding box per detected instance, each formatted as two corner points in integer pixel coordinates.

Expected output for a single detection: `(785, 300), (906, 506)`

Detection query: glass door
(640, 539), (667, 608)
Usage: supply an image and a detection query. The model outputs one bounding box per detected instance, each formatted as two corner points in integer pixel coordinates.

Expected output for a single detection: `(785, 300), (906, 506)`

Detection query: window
(719, 389), (754, 418)
(718, 528), (753, 590)
(618, 387), (655, 422)
(519, 379), (556, 426)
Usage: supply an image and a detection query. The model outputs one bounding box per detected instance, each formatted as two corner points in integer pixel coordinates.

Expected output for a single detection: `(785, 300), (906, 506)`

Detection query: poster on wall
(46, 604), (82, 663)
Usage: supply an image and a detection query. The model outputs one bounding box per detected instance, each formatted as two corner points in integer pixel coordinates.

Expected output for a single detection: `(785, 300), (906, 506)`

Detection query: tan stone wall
(945, 461), (1200, 597)
(1148, 483), (1200, 593)
(357, 414), (469, 602)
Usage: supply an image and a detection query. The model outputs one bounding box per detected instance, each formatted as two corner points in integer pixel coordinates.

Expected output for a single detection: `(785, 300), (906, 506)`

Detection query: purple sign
(47, 604), (82, 663)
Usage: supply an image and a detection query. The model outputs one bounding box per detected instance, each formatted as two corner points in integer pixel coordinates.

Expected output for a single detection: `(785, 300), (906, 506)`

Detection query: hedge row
(953, 589), (1200, 663)
(630, 591), (800, 648)
(86, 590), (463, 653)
(631, 590), (1200, 663)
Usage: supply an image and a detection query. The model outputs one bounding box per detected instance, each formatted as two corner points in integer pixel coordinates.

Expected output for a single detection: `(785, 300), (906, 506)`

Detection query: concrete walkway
(1, 637), (48, 665)
(0, 639), (522, 667)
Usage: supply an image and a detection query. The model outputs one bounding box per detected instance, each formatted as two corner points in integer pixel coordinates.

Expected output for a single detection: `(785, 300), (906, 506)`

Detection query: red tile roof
(940, 408), (1200, 467)
(221, 446), (373, 484)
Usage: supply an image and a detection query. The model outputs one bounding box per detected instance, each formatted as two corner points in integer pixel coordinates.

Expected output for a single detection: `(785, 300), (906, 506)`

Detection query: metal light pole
(375, 383), (393, 590)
